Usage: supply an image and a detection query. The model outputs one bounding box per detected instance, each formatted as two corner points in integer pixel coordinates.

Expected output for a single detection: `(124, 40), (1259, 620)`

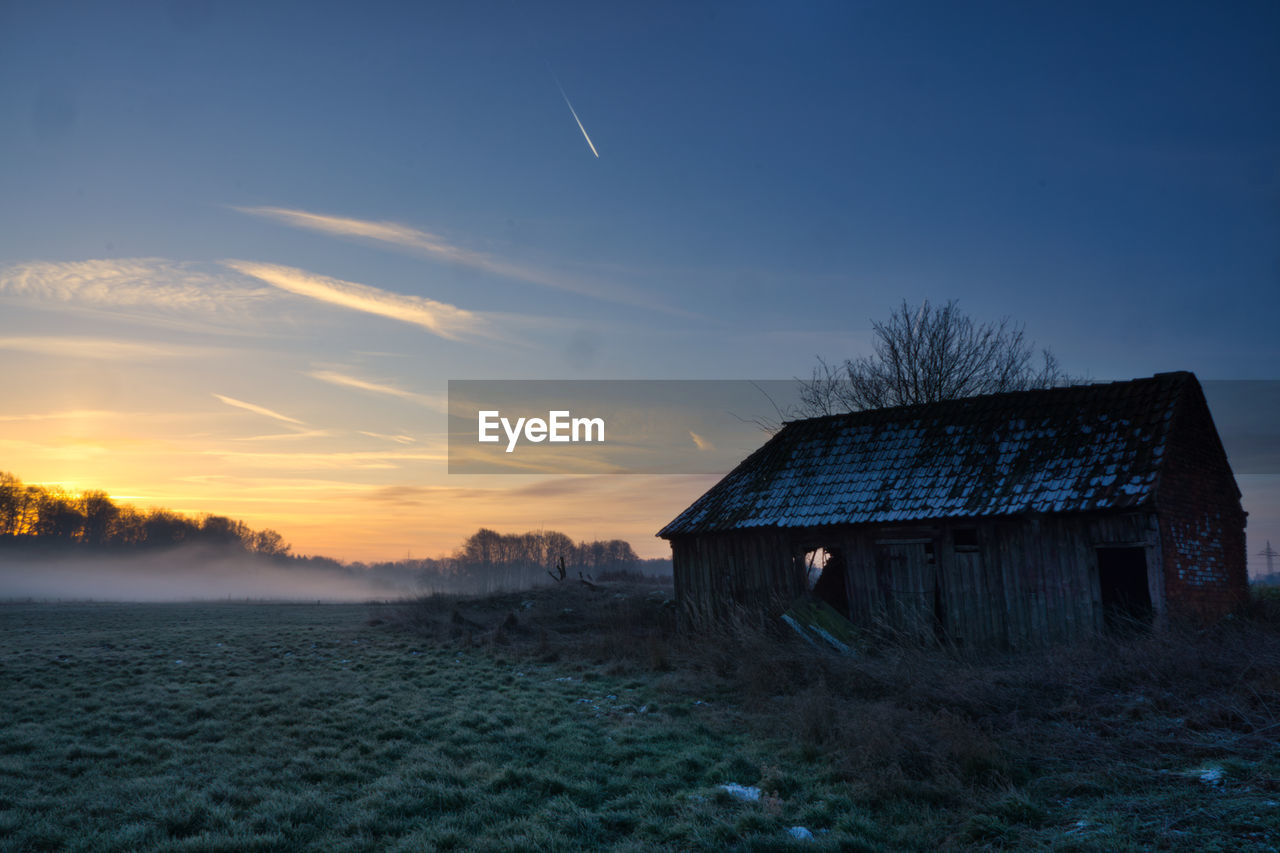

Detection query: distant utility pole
(1259, 541), (1279, 576)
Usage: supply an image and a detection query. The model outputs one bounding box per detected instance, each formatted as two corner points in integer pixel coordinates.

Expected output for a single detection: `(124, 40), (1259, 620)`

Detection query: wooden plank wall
(672, 512), (1162, 646)
(671, 529), (807, 625)
(842, 533), (880, 626)
(836, 512), (1160, 649)
(937, 542), (1006, 648)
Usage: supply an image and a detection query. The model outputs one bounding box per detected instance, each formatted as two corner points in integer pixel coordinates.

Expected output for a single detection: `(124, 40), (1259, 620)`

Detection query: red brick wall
(1156, 378), (1248, 620)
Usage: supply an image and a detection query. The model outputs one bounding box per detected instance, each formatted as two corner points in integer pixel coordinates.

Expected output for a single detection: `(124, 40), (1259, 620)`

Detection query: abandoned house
(658, 372), (1247, 648)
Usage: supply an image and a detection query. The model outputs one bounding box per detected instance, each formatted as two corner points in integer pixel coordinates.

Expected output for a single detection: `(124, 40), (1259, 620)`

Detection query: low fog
(0, 547), (407, 602)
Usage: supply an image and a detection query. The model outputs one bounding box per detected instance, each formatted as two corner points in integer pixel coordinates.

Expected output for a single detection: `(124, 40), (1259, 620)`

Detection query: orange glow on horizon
(4, 448), (698, 562)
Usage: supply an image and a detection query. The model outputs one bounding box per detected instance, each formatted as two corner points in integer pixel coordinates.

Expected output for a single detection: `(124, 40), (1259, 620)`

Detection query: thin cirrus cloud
(359, 431), (417, 445)
(308, 369), (448, 411)
(234, 430), (335, 442)
(1, 256), (494, 340)
(212, 394), (306, 426)
(232, 206), (685, 316)
(0, 258), (272, 314)
(0, 409), (122, 422)
(202, 449), (445, 470)
(0, 335), (217, 361)
(224, 261), (485, 341)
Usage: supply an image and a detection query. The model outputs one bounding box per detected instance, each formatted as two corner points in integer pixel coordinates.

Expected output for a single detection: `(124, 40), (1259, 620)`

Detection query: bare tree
(250, 529), (291, 557)
(797, 300), (1066, 416)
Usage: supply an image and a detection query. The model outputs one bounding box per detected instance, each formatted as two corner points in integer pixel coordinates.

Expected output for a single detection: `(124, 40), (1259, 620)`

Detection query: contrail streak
(213, 394), (305, 426)
(554, 76), (599, 158)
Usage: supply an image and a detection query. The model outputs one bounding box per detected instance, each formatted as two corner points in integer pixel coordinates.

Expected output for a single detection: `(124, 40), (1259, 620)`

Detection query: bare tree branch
(795, 299), (1068, 418)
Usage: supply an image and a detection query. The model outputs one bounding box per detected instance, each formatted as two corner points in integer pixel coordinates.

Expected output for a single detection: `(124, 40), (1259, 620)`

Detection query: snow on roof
(659, 373), (1195, 537)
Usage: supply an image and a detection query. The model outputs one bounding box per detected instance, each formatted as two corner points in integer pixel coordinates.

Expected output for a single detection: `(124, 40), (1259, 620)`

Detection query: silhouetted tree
(449, 528), (642, 592)
(0, 471), (292, 556)
(78, 491), (118, 546)
(0, 472), (22, 536)
(200, 514), (250, 547)
(110, 506), (148, 546)
(797, 299), (1067, 417)
(250, 529), (291, 557)
(142, 510), (196, 547)
(34, 488), (82, 541)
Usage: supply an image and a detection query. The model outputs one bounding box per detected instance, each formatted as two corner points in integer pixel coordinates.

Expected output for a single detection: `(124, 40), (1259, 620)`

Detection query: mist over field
(0, 547), (403, 602)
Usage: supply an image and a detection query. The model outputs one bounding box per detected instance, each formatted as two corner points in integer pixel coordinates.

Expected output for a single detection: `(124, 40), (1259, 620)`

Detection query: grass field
(2, 589), (1278, 851)
(1, 600), (884, 851)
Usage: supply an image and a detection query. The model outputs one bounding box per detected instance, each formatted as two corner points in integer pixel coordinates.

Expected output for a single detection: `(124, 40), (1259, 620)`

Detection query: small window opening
(953, 528), (979, 552)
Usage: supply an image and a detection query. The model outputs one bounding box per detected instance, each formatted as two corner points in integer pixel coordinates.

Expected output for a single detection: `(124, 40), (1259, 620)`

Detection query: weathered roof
(659, 373), (1200, 538)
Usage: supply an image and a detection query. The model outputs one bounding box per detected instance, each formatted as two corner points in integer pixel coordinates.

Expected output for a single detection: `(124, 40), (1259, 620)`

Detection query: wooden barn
(658, 372), (1247, 648)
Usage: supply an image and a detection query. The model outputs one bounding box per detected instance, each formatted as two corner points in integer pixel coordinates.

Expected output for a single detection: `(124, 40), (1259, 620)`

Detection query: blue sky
(0, 1), (1277, 567)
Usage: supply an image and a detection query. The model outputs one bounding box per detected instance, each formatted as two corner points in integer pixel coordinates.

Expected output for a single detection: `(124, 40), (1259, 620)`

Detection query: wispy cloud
(308, 369), (448, 410)
(359, 431), (417, 445)
(0, 335), (217, 360)
(202, 449), (445, 470)
(225, 261), (484, 340)
(0, 258), (272, 314)
(689, 430), (714, 451)
(0, 436), (112, 462)
(0, 409), (122, 422)
(233, 206), (685, 315)
(213, 394), (306, 426)
(234, 430), (334, 442)
(171, 474), (388, 495)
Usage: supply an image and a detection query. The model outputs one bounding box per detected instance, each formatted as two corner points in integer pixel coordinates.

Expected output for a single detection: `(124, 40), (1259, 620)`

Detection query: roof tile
(659, 373), (1190, 537)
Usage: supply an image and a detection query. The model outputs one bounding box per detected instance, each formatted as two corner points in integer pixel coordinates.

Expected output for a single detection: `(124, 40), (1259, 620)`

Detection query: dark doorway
(1096, 547), (1153, 630)
(812, 549), (849, 618)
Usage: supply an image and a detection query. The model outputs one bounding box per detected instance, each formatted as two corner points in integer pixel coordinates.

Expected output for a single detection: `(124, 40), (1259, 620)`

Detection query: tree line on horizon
(0, 472), (669, 593)
(0, 471), (290, 556)
(323, 528), (667, 595)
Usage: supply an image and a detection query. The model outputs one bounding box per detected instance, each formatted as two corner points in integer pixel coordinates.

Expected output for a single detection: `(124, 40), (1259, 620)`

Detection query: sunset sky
(1, 2), (1277, 571)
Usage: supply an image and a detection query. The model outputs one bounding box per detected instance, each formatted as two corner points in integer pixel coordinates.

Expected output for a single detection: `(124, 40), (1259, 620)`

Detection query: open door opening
(1096, 547), (1153, 631)
(810, 548), (849, 618)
